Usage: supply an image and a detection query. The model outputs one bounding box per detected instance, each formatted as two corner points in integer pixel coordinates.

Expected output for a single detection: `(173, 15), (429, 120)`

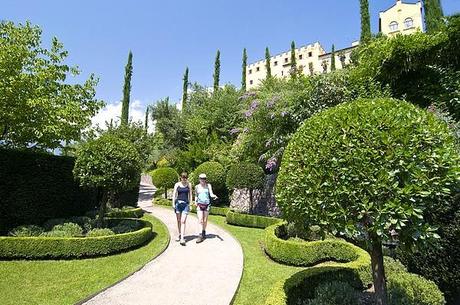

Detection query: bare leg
(180, 212), (187, 242)
(197, 209), (204, 233)
(175, 212), (181, 239)
(203, 211), (209, 233)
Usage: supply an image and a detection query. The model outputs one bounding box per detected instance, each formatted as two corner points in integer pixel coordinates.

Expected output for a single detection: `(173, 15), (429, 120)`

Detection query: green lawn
(209, 215), (303, 305)
(0, 214), (169, 305)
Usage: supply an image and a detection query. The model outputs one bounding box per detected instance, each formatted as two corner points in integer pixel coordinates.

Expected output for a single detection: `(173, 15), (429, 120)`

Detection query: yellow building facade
(246, 0), (424, 90)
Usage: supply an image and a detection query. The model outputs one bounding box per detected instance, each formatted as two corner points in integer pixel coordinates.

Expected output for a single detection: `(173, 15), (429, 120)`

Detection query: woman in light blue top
(194, 173), (217, 243)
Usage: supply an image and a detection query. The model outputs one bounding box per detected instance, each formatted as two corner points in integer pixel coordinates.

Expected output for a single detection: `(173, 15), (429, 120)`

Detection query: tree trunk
(370, 233), (388, 305)
(249, 188), (253, 214)
(164, 187), (167, 199)
(98, 190), (107, 228)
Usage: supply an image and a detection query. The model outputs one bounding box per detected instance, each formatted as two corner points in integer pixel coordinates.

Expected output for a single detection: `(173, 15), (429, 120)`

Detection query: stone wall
(229, 174), (281, 217)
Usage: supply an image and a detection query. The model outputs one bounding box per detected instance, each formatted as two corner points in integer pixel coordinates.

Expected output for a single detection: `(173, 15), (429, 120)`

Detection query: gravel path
(83, 178), (244, 305)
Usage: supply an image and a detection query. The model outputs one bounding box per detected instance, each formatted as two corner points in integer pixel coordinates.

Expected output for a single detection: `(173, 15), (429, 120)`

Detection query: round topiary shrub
(191, 161), (226, 194)
(226, 162), (265, 213)
(150, 167), (179, 199)
(276, 98), (460, 303)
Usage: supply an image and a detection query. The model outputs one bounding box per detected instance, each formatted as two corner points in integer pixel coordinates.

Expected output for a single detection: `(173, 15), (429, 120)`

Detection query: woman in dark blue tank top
(172, 172), (192, 246)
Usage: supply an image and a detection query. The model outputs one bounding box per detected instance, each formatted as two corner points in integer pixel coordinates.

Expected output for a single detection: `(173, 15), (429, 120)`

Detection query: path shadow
(183, 234), (224, 242)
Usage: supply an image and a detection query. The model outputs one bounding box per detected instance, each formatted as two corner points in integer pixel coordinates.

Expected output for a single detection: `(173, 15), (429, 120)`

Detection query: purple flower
(281, 111), (287, 117)
(250, 100), (260, 110)
(269, 112), (276, 119)
(265, 140), (272, 148)
(244, 109), (254, 118)
(266, 96), (280, 108)
(230, 128), (241, 135)
(239, 91), (257, 101)
(265, 157), (277, 171)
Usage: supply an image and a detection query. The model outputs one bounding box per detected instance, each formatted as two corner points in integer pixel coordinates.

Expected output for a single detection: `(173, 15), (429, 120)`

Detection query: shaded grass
(0, 214), (169, 305)
(209, 215), (303, 305)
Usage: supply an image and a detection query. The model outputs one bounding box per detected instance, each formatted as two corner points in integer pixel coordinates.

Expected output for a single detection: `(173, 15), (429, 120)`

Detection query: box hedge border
(264, 222), (444, 305)
(0, 218), (153, 259)
(106, 207), (144, 218)
(226, 210), (282, 229)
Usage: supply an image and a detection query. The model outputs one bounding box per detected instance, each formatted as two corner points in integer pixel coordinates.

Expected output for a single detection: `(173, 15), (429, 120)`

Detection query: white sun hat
(198, 173), (207, 179)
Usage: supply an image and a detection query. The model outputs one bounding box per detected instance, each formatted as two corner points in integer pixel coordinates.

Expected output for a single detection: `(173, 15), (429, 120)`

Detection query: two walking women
(171, 172), (217, 246)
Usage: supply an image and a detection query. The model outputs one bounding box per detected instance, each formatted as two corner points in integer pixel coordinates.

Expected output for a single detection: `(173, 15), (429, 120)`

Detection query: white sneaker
(180, 239), (186, 246)
(175, 235), (181, 242)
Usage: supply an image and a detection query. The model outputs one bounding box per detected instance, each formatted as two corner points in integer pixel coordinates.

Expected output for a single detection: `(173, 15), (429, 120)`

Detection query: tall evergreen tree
(360, 0), (371, 43)
(182, 67), (189, 111)
(424, 0), (444, 33)
(213, 50), (221, 93)
(265, 47), (272, 79)
(331, 44), (336, 71)
(242, 48), (247, 91)
(121, 51), (133, 126)
(144, 106), (149, 131)
(290, 41), (297, 76)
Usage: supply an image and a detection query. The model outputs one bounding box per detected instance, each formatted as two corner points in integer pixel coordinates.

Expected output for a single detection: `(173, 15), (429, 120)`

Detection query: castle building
(246, 0), (423, 90)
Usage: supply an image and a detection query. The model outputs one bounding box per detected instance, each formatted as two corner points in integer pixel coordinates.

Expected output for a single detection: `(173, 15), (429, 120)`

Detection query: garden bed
(0, 218), (153, 259)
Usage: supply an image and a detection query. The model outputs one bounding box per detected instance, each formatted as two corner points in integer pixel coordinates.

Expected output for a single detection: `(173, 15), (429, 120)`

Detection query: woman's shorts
(175, 200), (190, 214)
(197, 203), (211, 212)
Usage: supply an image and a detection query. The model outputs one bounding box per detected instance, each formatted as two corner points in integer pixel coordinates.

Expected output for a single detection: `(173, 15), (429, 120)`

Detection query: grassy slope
(209, 215), (303, 305)
(0, 214), (169, 305)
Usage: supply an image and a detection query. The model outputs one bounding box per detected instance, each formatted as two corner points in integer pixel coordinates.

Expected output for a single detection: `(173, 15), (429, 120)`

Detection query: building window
(249, 69), (252, 74)
(404, 17), (414, 28)
(256, 67), (260, 72)
(249, 80), (253, 85)
(285, 58), (288, 63)
(299, 54), (303, 60)
(389, 21), (399, 32)
(274, 61), (278, 66)
(308, 52), (313, 57)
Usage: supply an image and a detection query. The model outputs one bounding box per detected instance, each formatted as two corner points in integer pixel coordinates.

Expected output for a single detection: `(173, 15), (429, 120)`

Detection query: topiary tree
(73, 134), (141, 226)
(226, 162), (265, 213)
(150, 167), (179, 199)
(276, 98), (460, 305)
(191, 161), (226, 195)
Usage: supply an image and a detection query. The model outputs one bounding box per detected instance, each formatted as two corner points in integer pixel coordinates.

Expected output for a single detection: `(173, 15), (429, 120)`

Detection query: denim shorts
(175, 200), (190, 214)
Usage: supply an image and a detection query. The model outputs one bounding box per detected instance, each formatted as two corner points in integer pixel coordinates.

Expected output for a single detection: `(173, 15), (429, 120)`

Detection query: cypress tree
(144, 106), (149, 131)
(424, 0), (444, 33)
(360, 0), (371, 43)
(331, 44), (336, 71)
(242, 48), (247, 91)
(290, 41), (297, 76)
(182, 67), (189, 111)
(213, 50), (221, 93)
(121, 51), (133, 125)
(265, 47), (272, 79)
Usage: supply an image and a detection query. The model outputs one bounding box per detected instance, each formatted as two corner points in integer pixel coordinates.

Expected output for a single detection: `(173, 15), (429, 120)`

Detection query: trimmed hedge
(264, 222), (371, 284)
(106, 207), (144, 218)
(226, 210), (282, 229)
(0, 148), (97, 234)
(0, 218), (153, 259)
(264, 224), (444, 305)
(265, 266), (366, 305)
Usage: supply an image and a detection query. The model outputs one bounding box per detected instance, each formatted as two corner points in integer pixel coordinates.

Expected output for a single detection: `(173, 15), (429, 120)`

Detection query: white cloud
(92, 99), (154, 133)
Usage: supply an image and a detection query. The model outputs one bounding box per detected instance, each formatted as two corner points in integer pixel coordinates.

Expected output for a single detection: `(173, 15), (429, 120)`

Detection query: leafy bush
(276, 98), (460, 303)
(387, 272), (445, 305)
(226, 210), (281, 229)
(156, 157), (170, 168)
(150, 167), (179, 199)
(0, 219), (153, 259)
(191, 161), (226, 194)
(8, 225), (44, 237)
(51, 223), (83, 237)
(40, 230), (71, 238)
(153, 198), (171, 207)
(0, 148), (97, 234)
(307, 281), (359, 305)
(110, 219), (142, 234)
(106, 207), (143, 218)
(86, 228), (115, 237)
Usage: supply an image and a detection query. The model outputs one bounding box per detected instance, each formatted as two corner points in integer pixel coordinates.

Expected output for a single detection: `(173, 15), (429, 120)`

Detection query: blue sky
(3, 0), (460, 124)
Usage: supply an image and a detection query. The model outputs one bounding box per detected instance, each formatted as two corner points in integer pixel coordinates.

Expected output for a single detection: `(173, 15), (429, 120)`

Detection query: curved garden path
(83, 176), (244, 305)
